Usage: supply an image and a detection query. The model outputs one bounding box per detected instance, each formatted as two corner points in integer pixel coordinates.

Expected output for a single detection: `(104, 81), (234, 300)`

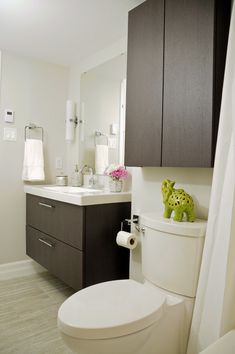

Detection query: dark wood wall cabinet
(26, 194), (131, 290)
(125, 0), (231, 167)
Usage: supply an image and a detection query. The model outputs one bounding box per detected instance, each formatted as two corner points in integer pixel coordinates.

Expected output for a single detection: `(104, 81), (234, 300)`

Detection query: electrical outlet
(56, 157), (63, 169)
(108, 137), (117, 149)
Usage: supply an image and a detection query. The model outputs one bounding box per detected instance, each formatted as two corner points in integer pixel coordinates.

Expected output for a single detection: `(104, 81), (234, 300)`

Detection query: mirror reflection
(80, 53), (127, 174)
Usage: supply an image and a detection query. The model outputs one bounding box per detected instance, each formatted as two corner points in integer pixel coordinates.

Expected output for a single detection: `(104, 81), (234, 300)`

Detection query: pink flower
(106, 166), (129, 180)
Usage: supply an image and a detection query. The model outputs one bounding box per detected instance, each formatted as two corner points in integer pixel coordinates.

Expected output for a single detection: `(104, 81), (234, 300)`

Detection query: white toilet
(58, 212), (207, 354)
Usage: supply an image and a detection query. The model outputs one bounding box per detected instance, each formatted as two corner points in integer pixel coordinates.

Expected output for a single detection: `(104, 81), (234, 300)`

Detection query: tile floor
(0, 272), (74, 354)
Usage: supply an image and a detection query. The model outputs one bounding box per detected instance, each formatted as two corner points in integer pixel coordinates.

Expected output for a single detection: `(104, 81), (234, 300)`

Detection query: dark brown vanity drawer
(26, 194), (84, 250)
(26, 226), (83, 290)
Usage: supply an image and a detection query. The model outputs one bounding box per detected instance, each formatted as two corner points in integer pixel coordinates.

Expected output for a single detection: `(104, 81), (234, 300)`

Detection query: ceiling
(0, 0), (144, 67)
(84, 53), (127, 81)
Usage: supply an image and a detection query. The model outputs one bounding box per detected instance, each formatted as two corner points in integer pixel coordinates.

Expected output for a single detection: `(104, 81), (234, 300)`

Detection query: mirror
(80, 53), (127, 173)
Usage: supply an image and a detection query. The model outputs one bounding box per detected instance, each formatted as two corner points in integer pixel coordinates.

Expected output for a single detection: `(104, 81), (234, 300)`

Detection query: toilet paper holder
(121, 215), (140, 232)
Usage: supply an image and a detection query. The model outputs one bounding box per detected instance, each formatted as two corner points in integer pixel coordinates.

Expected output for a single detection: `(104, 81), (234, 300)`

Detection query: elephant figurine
(161, 179), (195, 222)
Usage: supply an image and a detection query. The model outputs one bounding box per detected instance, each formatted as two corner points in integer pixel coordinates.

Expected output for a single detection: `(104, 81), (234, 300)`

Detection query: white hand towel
(22, 139), (45, 181)
(95, 144), (109, 175)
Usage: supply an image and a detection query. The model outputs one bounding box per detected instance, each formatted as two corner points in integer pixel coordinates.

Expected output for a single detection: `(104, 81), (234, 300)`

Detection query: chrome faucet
(79, 164), (88, 174)
(87, 167), (94, 188)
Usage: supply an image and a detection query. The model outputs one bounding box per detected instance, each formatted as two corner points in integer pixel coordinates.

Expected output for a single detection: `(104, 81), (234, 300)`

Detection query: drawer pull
(38, 238), (54, 248)
(38, 202), (54, 209)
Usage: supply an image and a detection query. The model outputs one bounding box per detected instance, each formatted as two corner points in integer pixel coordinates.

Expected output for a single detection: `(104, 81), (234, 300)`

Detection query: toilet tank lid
(140, 212), (207, 237)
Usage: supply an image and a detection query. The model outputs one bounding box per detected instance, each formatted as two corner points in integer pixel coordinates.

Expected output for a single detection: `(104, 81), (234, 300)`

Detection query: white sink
(43, 186), (102, 194)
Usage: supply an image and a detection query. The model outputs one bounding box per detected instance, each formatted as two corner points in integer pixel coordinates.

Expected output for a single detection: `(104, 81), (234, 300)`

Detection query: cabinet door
(26, 226), (83, 290)
(26, 194), (84, 250)
(84, 203), (131, 287)
(162, 0), (215, 167)
(125, 0), (164, 166)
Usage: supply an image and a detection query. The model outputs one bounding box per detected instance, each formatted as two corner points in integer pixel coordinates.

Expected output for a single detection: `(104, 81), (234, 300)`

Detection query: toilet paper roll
(116, 231), (137, 250)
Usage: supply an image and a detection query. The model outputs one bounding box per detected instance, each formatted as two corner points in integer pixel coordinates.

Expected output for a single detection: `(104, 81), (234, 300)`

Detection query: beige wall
(130, 167), (213, 281)
(0, 51), (69, 264)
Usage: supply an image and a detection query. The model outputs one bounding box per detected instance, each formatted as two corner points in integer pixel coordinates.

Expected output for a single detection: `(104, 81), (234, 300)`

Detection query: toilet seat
(58, 279), (166, 340)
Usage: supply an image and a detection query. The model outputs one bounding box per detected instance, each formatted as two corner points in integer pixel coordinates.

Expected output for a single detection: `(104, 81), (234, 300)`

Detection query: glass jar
(109, 179), (123, 193)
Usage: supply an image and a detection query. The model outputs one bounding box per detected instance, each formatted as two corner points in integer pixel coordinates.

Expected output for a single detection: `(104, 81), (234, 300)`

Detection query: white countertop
(24, 185), (131, 206)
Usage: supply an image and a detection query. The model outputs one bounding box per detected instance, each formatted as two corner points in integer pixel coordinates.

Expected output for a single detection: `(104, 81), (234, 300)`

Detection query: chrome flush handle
(135, 225), (145, 234)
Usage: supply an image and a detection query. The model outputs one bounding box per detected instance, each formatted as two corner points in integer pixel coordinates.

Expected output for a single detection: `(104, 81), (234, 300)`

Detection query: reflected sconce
(65, 100), (77, 142)
(80, 102), (85, 142)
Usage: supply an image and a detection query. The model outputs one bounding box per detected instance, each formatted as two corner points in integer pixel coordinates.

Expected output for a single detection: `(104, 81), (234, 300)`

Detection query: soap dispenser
(71, 164), (82, 187)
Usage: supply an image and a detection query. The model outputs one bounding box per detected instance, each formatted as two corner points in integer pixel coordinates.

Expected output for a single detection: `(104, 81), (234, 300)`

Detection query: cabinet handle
(38, 238), (55, 248)
(38, 202), (54, 209)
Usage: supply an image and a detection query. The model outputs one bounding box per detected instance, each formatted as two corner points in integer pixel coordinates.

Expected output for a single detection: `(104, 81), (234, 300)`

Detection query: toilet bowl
(58, 213), (207, 354)
(58, 279), (187, 354)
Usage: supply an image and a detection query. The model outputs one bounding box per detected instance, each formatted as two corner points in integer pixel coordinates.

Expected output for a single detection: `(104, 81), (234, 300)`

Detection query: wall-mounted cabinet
(125, 0), (230, 167)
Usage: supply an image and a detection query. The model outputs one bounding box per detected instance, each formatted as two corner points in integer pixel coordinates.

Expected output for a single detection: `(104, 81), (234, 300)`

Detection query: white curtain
(187, 3), (235, 354)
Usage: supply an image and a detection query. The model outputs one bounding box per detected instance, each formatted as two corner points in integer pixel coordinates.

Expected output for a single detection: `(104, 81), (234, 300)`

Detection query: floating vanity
(24, 185), (131, 290)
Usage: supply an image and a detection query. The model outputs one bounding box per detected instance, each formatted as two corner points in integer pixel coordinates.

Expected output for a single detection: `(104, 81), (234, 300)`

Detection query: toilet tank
(139, 213), (207, 298)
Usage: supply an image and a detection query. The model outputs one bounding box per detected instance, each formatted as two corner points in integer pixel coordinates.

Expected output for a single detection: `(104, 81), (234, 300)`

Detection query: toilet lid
(58, 279), (166, 340)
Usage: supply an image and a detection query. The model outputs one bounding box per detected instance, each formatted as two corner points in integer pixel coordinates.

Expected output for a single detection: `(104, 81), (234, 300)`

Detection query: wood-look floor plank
(0, 272), (74, 354)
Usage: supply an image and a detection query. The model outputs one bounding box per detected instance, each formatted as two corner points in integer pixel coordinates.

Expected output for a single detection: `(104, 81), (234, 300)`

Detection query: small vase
(109, 179), (123, 193)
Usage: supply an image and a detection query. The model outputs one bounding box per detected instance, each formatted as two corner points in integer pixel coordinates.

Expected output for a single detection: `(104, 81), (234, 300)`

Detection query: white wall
(130, 167), (213, 281)
(0, 51), (69, 264)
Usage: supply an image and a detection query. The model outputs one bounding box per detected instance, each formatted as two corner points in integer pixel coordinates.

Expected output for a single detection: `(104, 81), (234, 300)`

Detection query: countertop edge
(24, 185), (132, 206)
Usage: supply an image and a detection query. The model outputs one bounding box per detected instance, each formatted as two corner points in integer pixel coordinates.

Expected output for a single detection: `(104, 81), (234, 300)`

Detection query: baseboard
(0, 259), (46, 281)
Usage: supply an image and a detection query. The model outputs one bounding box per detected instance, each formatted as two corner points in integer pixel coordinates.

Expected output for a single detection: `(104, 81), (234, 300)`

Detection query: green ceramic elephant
(161, 179), (195, 222)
